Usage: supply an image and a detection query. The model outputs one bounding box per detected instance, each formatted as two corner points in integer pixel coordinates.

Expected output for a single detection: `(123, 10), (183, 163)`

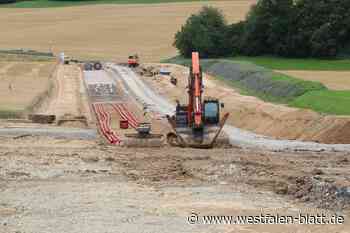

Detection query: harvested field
(278, 70), (350, 91)
(0, 61), (55, 118)
(0, 1), (256, 61)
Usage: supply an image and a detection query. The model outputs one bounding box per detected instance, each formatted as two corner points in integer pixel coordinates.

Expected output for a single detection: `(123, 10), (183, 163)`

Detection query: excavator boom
(190, 52), (203, 128)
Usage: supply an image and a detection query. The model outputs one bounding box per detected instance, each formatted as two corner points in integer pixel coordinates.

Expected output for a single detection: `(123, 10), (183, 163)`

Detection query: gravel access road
(0, 127), (97, 140)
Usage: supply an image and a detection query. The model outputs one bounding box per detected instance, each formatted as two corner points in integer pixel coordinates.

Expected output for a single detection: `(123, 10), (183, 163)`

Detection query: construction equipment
(166, 52), (229, 148)
(83, 61), (103, 71)
(84, 63), (94, 71)
(124, 122), (164, 147)
(128, 54), (139, 68)
(136, 123), (151, 136)
(93, 62), (103, 70)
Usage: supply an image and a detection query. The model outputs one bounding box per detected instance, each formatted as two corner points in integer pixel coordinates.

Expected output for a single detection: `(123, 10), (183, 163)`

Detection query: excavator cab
(203, 99), (220, 125)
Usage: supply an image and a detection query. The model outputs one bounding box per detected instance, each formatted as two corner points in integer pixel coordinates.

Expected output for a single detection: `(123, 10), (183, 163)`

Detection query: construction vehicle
(128, 54), (139, 68)
(166, 52), (229, 148)
(124, 122), (164, 147)
(135, 123), (152, 136)
(84, 61), (103, 71)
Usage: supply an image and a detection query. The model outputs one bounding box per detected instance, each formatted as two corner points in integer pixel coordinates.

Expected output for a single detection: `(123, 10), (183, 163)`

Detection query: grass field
(0, 1), (255, 61)
(2, 0), (219, 8)
(0, 58), (55, 118)
(291, 90), (350, 115)
(231, 56), (350, 71)
(0, 51), (55, 62)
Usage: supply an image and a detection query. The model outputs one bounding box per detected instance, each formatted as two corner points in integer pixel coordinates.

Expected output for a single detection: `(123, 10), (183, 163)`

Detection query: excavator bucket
(166, 113), (230, 148)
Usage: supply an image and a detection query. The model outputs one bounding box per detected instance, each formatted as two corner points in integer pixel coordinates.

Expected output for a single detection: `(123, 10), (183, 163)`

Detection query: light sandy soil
(0, 61), (55, 112)
(139, 63), (350, 144)
(44, 64), (81, 117)
(41, 64), (92, 127)
(0, 137), (349, 233)
(278, 70), (350, 90)
(0, 1), (256, 61)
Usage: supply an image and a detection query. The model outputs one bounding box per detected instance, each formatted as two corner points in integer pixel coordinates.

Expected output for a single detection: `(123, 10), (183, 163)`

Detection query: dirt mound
(287, 176), (350, 211)
(41, 64), (92, 128)
(28, 114), (56, 124)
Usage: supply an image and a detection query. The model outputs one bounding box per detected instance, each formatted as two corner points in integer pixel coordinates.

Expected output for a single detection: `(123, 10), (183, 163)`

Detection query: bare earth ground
(139, 63), (350, 144)
(0, 137), (349, 233)
(40, 63), (93, 127)
(43, 64), (82, 117)
(0, 61), (55, 112)
(277, 70), (350, 90)
(0, 1), (255, 62)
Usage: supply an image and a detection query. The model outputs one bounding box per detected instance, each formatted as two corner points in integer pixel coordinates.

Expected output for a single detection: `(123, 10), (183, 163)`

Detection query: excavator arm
(190, 52), (203, 129)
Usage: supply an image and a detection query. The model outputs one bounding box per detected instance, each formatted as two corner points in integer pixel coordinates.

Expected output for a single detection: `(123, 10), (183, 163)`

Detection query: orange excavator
(166, 52), (229, 148)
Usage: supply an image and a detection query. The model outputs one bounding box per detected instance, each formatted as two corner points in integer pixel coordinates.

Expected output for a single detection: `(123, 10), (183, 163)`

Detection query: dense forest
(174, 0), (350, 58)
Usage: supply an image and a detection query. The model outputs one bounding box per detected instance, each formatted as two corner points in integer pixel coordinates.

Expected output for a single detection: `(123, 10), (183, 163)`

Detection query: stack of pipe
(111, 103), (139, 129)
(92, 103), (120, 144)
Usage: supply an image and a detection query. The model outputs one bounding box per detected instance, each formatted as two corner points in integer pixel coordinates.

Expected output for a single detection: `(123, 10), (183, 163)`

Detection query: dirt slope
(41, 64), (92, 127)
(0, 1), (256, 61)
(140, 63), (350, 144)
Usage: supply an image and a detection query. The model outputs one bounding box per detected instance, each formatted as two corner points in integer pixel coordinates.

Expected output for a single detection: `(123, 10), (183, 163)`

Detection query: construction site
(0, 1), (350, 233)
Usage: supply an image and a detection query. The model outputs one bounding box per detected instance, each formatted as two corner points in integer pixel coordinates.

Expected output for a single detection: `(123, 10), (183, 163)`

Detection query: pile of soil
(287, 176), (350, 211)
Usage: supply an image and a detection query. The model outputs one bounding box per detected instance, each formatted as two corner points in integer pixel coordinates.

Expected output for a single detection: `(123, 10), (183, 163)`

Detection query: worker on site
(175, 100), (181, 112)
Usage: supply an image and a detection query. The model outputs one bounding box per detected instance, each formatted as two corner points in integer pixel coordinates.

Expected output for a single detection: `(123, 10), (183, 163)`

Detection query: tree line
(174, 0), (350, 58)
